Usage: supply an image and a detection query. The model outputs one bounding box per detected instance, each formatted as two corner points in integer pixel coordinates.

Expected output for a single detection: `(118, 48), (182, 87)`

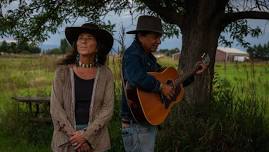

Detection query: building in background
(172, 52), (181, 60)
(153, 52), (166, 59)
(216, 47), (249, 62)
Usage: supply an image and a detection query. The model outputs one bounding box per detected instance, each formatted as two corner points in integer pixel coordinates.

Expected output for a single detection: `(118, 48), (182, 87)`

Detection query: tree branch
(223, 11), (269, 25)
(142, 0), (184, 28)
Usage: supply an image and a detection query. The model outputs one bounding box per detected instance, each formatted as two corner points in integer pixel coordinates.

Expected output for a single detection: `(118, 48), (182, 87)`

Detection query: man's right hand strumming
(160, 83), (175, 100)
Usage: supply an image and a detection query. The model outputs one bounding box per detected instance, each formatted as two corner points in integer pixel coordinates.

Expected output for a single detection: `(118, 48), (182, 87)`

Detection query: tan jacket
(50, 65), (114, 152)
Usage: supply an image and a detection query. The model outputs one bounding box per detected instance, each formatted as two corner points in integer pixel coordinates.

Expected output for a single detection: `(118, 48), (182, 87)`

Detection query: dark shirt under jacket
(74, 72), (94, 125)
(121, 40), (194, 121)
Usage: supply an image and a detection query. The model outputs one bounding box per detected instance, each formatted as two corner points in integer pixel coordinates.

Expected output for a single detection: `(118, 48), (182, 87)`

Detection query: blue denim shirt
(121, 40), (194, 121)
(121, 40), (162, 120)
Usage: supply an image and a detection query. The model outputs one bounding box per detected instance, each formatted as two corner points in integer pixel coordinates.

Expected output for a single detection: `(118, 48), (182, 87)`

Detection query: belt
(122, 118), (130, 124)
(121, 118), (136, 124)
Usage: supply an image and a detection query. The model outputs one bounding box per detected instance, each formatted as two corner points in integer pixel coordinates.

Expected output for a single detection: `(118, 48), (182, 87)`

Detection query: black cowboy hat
(126, 15), (163, 35)
(65, 23), (114, 55)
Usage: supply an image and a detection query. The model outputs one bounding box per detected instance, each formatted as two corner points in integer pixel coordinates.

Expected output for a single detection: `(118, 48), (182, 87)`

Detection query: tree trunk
(179, 16), (221, 106)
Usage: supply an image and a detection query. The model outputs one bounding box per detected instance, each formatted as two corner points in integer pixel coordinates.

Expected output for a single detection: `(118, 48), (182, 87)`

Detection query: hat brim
(65, 27), (113, 55)
(126, 29), (163, 35)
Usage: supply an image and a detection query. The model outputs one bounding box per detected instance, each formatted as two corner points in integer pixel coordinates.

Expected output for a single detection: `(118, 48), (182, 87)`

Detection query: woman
(50, 23), (114, 152)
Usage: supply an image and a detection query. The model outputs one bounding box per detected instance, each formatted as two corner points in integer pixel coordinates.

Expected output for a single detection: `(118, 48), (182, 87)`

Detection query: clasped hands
(69, 131), (92, 152)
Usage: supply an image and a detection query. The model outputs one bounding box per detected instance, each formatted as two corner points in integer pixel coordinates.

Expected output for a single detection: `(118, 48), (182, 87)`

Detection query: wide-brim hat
(126, 15), (163, 35)
(65, 23), (113, 55)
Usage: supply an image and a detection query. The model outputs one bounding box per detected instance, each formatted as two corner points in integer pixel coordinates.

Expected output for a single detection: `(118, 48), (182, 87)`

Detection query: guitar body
(125, 67), (185, 125)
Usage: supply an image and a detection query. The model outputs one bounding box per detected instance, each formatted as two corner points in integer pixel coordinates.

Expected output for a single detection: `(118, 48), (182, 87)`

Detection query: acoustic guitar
(125, 53), (210, 125)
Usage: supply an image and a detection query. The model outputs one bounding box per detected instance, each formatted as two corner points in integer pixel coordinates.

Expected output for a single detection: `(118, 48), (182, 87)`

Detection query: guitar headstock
(201, 52), (210, 66)
(182, 52), (210, 80)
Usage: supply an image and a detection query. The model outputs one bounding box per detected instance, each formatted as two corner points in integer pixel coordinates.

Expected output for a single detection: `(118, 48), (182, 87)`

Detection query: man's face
(139, 32), (162, 53)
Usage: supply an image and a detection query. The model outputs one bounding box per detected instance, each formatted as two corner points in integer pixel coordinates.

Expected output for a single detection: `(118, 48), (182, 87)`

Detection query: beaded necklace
(77, 61), (95, 68)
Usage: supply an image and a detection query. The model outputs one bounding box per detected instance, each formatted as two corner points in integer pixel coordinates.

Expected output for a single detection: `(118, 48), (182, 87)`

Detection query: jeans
(76, 124), (88, 131)
(122, 122), (157, 152)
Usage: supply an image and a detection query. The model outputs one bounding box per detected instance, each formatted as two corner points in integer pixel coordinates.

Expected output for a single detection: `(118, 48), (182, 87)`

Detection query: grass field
(0, 55), (57, 152)
(215, 62), (269, 99)
(0, 55), (268, 151)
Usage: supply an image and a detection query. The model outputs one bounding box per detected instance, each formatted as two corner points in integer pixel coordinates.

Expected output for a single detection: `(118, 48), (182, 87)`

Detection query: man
(121, 15), (207, 152)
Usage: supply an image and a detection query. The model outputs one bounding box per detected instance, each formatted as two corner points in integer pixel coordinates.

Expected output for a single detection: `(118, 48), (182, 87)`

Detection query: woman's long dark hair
(58, 38), (108, 66)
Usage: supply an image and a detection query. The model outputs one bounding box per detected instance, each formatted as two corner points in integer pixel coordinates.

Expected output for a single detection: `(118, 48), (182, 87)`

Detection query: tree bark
(178, 3), (223, 105)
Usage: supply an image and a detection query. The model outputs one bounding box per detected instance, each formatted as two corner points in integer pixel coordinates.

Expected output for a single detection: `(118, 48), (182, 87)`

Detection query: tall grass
(215, 62), (269, 100)
(107, 55), (125, 151)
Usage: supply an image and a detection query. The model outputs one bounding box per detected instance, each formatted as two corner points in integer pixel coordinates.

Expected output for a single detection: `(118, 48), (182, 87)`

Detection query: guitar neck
(175, 66), (199, 87)
(174, 52), (210, 88)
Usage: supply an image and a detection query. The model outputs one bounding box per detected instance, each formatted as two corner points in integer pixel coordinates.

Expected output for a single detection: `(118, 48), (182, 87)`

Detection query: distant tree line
(247, 41), (269, 60)
(0, 40), (41, 54)
(46, 39), (71, 54)
(159, 48), (180, 56)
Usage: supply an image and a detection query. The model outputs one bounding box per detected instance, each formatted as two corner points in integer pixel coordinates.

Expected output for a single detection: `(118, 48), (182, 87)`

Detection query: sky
(39, 13), (269, 52)
(0, 7), (268, 51)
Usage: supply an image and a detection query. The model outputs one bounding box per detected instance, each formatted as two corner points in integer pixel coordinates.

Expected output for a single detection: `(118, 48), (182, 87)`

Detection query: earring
(76, 54), (80, 64)
(95, 54), (98, 64)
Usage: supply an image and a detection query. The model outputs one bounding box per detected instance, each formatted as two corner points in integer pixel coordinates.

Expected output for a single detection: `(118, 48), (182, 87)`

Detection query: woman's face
(76, 33), (97, 56)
